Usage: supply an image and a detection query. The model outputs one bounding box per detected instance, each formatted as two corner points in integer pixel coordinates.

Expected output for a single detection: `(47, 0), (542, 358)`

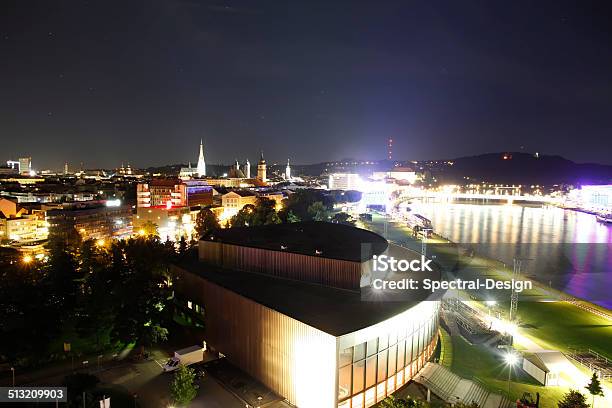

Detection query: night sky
(2, 1), (612, 169)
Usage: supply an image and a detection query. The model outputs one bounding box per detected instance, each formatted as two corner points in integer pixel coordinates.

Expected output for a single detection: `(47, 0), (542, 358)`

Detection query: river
(409, 202), (612, 309)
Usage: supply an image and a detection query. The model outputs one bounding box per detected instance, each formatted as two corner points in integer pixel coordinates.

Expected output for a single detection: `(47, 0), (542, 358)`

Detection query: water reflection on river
(410, 202), (612, 309)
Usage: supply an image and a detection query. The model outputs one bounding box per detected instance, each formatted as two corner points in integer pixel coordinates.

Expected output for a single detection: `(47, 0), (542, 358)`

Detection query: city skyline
(2, 1), (612, 168)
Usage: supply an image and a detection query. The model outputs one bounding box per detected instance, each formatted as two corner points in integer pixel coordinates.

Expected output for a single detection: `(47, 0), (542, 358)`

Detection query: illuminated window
(377, 349), (387, 383)
(387, 344), (397, 377)
(351, 393), (364, 408)
(404, 366), (410, 382)
(353, 342), (366, 362)
(365, 387), (376, 407)
(187, 301), (192, 309)
(387, 375), (396, 393)
(365, 356), (377, 388)
(396, 370), (404, 387)
(338, 365), (351, 400)
(397, 339), (406, 369)
(339, 347), (353, 367)
(376, 382), (386, 402)
(366, 338), (378, 357)
(378, 334), (388, 352)
(338, 401), (350, 408)
(352, 360), (365, 394)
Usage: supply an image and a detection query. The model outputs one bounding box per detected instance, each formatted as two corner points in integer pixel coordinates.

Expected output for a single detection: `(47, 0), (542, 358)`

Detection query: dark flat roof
(203, 221), (388, 262)
(175, 252), (421, 337)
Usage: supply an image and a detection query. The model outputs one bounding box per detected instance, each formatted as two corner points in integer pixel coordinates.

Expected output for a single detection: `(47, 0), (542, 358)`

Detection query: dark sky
(2, 0), (612, 169)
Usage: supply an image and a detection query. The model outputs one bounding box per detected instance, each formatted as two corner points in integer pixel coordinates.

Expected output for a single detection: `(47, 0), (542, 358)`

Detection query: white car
(163, 357), (180, 372)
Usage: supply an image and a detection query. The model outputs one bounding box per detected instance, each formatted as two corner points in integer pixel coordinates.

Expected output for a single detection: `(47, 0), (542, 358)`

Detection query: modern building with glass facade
(172, 222), (440, 408)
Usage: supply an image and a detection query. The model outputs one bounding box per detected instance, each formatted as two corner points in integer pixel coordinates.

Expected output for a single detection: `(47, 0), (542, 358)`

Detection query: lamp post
(420, 228), (433, 258)
(504, 351), (518, 396)
(10, 367), (15, 387)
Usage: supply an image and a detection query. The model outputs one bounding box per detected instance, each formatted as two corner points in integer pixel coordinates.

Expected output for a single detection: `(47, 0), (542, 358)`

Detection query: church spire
(197, 139), (206, 177)
(285, 158), (291, 180)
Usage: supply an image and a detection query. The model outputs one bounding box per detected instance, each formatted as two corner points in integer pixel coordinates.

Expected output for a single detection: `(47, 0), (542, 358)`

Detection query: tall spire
(197, 139), (206, 177)
(285, 158), (291, 180)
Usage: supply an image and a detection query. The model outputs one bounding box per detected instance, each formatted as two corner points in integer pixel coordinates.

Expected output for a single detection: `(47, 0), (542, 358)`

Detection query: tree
(195, 207), (219, 238)
(178, 236), (188, 255)
(455, 402), (480, 408)
(308, 201), (329, 221)
(140, 221), (159, 237)
(170, 364), (198, 406)
(380, 396), (411, 408)
(110, 238), (174, 348)
(585, 373), (604, 407)
(63, 373), (100, 408)
(331, 212), (354, 225)
(252, 197), (281, 226)
(279, 189), (333, 221)
(286, 210), (301, 223)
(230, 204), (256, 227)
(558, 390), (589, 408)
(379, 395), (429, 408)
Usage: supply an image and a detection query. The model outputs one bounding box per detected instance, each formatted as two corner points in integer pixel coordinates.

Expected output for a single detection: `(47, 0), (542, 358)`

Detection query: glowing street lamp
(504, 351), (519, 396)
(22, 254), (33, 264)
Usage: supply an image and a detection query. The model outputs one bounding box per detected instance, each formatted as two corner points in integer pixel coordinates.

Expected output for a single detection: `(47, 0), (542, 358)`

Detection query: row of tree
(0, 235), (177, 367)
(193, 189), (355, 238)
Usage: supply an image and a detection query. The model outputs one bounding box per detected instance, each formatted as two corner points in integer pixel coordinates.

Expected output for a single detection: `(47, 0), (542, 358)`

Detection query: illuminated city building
(134, 205), (192, 241)
(19, 157), (32, 176)
(220, 190), (257, 218)
(46, 201), (132, 241)
(136, 179), (212, 209)
(257, 151), (267, 183)
(0, 198), (48, 243)
(569, 184), (612, 213)
(372, 167), (418, 185)
(261, 191), (285, 210)
(329, 173), (361, 190)
(117, 163), (133, 176)
(173, 222), (440, 408)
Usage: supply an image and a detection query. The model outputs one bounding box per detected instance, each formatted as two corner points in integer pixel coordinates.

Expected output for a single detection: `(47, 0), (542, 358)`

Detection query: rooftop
(175, 251), (420, 336)
(202, 221), (388, 262)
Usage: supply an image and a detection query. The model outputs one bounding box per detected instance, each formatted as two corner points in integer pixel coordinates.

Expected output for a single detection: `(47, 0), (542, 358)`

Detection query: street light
(420, 228), (433, 257)
(10, 367), (15, 386)
(504, 351), (519, 396)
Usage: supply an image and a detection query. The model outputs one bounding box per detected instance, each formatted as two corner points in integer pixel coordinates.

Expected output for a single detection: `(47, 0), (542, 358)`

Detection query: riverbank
(360, 215), (611, 357)
(361, 214), (611, 406)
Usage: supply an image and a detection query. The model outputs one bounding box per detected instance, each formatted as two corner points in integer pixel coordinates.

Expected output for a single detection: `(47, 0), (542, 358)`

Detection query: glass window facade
(337, 302), (439, 408)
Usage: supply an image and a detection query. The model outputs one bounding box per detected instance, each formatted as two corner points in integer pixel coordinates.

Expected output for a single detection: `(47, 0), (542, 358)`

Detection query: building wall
(199, 240), (362, 290)
(172, 265), (337, 408)
(335, 301), (440, 408)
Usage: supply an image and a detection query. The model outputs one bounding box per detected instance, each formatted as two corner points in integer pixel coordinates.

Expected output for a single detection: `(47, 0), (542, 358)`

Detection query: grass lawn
(517, 301), (612, 357)
(450, 335), (567, 408)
